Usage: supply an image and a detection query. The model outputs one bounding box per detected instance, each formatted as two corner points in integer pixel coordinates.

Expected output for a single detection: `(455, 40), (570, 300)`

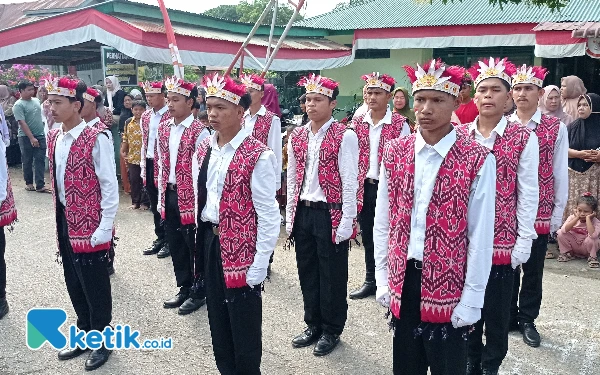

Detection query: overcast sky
(1, 0), (346, 19)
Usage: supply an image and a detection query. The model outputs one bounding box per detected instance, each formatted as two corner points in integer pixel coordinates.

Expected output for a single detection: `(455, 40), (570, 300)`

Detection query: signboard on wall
(101, 46), (138, 86)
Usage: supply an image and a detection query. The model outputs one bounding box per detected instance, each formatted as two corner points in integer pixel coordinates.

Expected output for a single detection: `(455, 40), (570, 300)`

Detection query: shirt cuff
(513, 237), (533, 256)
(459, 288), (485, 309)
(375, 268), (388, 288)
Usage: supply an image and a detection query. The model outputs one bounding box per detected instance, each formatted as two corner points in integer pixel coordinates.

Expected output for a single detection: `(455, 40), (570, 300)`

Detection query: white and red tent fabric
(0, 8), (354, 71)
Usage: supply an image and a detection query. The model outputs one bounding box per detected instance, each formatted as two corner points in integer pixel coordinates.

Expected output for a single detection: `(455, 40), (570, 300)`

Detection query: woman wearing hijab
(104, 76), (125, 127)
(261, 83), (282, 117)
(561, 76), (587, 120)
(128, 88), (143, 101)
(391, 86), (416, 132)
(540, 85), (573, 125)
(0, 86), (18, 163)
(564, 93), (600, 225)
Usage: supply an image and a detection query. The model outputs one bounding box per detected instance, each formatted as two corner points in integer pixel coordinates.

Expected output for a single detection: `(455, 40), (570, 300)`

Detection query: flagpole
(157, 0), (184, 79)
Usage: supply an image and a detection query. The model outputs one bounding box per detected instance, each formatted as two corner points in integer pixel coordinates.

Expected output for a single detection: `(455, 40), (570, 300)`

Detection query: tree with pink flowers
(0, 64), (54, 88)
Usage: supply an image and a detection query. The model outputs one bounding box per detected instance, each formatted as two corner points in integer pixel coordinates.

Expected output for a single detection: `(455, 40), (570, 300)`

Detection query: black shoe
(157, 243), (171, 259)
(466, 362), (482, 375)
(0, 298), (8, 320)
(163, 290), (189, 308)
(84, 346), (112, 371)
(58, 347), (89, 361)
(178, 297), (206, 315)
(313, 333), (340, 356)
(519, 322), (541, 347)
(142, 239), (163, 255)
(482, 368), (499, 375)
(107, 265), (115, 276)
(292, 325), (322, 348)
(349, 281), (376, 300)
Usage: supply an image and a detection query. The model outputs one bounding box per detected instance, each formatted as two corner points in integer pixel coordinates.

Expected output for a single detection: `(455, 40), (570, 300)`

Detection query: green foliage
(205, 0), (304, 25)
(164, 65), (201, 83)
(439, 0), (569, 11)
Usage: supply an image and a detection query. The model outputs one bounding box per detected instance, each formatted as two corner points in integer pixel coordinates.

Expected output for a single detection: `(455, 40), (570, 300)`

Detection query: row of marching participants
(0, 54), (568, 375)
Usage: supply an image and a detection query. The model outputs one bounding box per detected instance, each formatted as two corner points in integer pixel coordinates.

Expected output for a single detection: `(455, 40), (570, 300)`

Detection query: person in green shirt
(13, 81), (49, 193)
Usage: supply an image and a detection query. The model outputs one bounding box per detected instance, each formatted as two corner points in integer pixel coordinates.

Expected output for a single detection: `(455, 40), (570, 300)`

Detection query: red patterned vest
(0, 163), (17, 228)
(383, 132), (489, 322)
(140, 108), (171, 185)
(90, 117), (110, 132)
(245, 108), (275, 145)
(532, 114), (560, 235)
(47, 126), (111, 253)
(196, 136), (268, 288)
(289, 122), (354, 243)
(158, 118), (208, 225)
(353, 111), (407, 212)
(463, 121), (530, 265)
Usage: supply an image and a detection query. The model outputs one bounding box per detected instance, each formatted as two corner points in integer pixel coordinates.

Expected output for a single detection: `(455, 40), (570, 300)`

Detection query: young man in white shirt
(374, 60), (496, 375)
(286, 74), (359, 356)
(463, 58), (540, 375)
(195, 73), (279, 375)
(508, 65), (569, 348)
(45, 76), (118, 371)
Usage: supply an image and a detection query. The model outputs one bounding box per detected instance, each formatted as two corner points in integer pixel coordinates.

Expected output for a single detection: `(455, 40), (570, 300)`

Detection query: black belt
(203, 222), (219, 236)
(300, 200), (342, 210)
(365, 178), (379, 185)
(167, 183), (177, 191)
(408, 259), (423, 270)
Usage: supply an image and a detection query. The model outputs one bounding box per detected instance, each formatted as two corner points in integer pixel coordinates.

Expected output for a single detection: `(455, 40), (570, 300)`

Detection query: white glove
(286, 222), (293, 236)
(511, 249), (530, 269)
(376, 286), (390, 308)
(335, 217), (353, 244)
(3, 138), (9, 147)
(450, 303), (481, 328)
(246, 264), (267, 287)
(90, 228), (113, 247)
(550, 215), (562, 234)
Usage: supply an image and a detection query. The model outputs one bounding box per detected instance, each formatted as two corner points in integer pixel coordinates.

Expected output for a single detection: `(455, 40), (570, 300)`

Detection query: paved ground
(0, 167), (599, 375)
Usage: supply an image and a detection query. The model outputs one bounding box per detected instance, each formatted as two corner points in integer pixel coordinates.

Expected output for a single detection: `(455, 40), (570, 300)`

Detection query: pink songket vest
(383, 132), (489, 322)
(247, 109), (275, 145)
(47, 126), (111, 253)
(158, 119), (208, 225)
(353, 112), (406, 212)
(196, 136), (268, 288)
(140, 108), (171, 186)
(0, 163), (17, 228)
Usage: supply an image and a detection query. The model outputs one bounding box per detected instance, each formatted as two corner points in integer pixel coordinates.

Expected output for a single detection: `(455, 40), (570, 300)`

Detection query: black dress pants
(145, 158), (164, 242)
(165, 189), (202, 297)
(58, 205), (112, 332)
(293, 205), (349, 335)
(0, 227), (5, 299)
(393, 260), (469, 375)
(358, 181), (378, 280)
(511, 234), (548, 323)
(468, 264), (515, 370)
(203, 224), (262, 375)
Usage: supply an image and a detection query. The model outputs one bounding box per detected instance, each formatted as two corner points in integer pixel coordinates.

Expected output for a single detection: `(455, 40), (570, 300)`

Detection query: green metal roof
(294, 0), (600, 30)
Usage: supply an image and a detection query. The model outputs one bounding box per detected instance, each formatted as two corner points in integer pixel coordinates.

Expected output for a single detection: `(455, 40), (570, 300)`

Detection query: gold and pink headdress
(511, 64), (548, 88)
(140, 81), (164, 94)
(467, 57), (517, 88)
(403, 59), (464, 97)
(164, 76), (196, 97)
(240, 73), (266, 91)
(297, 73), (339, 98)
(83, 87), (102, 103)
(43, 75), (78, 98)
(361, 72), (396, 92)
(203, 73), (247, 105)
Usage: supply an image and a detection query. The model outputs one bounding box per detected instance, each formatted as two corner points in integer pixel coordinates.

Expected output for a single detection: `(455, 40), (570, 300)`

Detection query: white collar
(86, 117), (100, 127)
(364, 107), (392, 128)
(469, 116), (508, 138)
(415, 127), (456, 158)
(154, 105), (168, 116)
(306, 117), (335, 136)
(509, 109), (541, 128)
(60, 120), (88, 140)
(210, 128), (249, 151)
(171, 114), (194, 128)
(245, 105), (267, 119)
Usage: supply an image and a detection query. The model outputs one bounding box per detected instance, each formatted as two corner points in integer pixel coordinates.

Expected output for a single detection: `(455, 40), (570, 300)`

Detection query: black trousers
(165, 190), (202, 297)
(393, 260), (469, 375)
(18, 135), (46, 190)
(293, 205), (349, 335)
(128, 163), (149, 207)
(203, 225), (262, 375)
(358, 181), (378, 280)
(57, 206), (112, 332)
(0, 227), (5, 299)
(468, 265), (515, 370)
(145, 158), (164, 242)
(511, 234), (548, 323)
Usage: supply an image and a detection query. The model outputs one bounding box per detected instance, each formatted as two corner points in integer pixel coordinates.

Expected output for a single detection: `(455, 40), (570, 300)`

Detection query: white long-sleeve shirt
(469, 116), (539, 256)
(197, 130), (280, 269)
(373, 128), (496, 309)
(54, 121), (118, 230)
(286, 118), (359, 235)
(243, 105), (283, 189)
(0, 139), (7, 203)
(145, 105), (169, 159)
(363, 107), (410, 179)
(509, 110), (569, 233)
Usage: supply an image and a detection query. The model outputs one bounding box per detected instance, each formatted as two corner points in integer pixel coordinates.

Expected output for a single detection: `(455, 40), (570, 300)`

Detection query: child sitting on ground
(557, 192), (600, 268)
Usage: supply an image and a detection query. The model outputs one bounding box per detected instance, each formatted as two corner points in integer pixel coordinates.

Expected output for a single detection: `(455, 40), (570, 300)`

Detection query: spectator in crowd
(129, 88), (144, 101)
(0, 92), (9, 147)
(192, 101), (201, 119)
(121, 100), (149, 210)
(557, 192), (600, 268)
(298, 94), (309, 126)
(196, 88), (206, 112)
(262, 83), (282, 117)
(455, 75), (479, 124)
(561, 75), (587, 120)
(563, 93), (600, 227)
(104, 76), (125, 127)
(504, 96), (517, 117)
(352, 85), (369, 120)
(38, 85), (55, 135)
(0, 86), (16, 140)
(539, 85), (573, 125)
(391, 86), (416, 131)
(197, 110), (208, 126)
(118, 93), (133, 194)
(93, 85), (113, 128)
(13, 81), (49, 193)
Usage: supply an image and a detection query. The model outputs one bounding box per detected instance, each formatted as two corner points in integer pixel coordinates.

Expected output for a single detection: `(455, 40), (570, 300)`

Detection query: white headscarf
(105, 76), (121, 111)
(129, 88), (143, 100)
